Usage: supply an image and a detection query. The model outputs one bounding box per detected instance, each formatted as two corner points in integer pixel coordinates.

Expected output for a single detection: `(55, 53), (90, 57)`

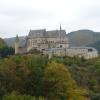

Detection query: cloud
(0, 0), (100, 38)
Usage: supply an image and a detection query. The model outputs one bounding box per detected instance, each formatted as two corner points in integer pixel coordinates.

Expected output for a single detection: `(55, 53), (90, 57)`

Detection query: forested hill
(0, 55), (100, 99)
(68, 29), (100, 46)
(4, 36), (25, 47)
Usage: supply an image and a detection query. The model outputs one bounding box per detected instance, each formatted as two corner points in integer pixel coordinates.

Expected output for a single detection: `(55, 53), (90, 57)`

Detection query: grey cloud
(0, 9), (53, 21)
(0, 0), (100, 38)
(79, 5), (100, 20)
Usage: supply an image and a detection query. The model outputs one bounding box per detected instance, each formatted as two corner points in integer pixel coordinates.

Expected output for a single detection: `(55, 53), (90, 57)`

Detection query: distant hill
(0, 38), (6, 48)
(67, 30), (100, 46)
(4, 36), (25, 47)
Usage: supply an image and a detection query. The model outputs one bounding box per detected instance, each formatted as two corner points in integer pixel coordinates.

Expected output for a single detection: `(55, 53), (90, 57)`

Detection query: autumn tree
(43, 61), (88, 100)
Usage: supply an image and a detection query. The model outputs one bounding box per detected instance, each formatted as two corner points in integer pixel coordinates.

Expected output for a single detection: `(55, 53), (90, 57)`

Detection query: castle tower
(59, 24), (62, 48)
(59, 25), (69, 48)
(25, 36), (30, 52)
(15, 34), (19, 54)
(26, 36), (31, 52)
(60, 24), (62, 30)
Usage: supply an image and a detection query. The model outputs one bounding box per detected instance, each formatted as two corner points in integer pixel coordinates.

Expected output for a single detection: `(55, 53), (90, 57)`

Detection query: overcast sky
(0, 0), (100, 38)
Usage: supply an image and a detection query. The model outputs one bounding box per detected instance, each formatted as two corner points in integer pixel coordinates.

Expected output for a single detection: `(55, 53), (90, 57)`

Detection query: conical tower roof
(16, 34), (19, 42)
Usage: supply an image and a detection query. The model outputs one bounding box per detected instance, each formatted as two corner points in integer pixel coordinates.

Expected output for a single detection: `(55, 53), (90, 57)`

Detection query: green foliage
(0, 46), (14, 57)
(0, 55), (48, 97)
(29, 49), (41, 54)
(43, 61), (88, 99)
(0, 55), (100, 99)
(0, 38), (6, 48)
(3, 91), (46, 100)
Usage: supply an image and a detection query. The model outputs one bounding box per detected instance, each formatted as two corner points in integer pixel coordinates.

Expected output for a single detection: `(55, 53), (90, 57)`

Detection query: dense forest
(0, 54), (100, 100)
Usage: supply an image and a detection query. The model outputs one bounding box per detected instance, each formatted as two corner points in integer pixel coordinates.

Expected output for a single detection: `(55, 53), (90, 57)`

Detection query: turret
(25, 36), (29, 52)
(26, 36), (31, 52)
(15, 34), (19, 54)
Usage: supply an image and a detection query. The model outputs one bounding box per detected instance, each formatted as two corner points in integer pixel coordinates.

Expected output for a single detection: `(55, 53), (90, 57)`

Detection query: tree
(43, 61), (88, 99)
(0, 46), (14, 57)
(3, 91), (46, 100)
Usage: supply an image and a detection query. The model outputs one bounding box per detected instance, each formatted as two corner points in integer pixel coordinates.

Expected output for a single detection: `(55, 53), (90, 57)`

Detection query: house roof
(69, 46), (97, 51)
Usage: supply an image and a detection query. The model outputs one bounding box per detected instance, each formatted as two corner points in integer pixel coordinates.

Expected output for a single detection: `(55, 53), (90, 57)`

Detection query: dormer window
(60, 45), (62, 48)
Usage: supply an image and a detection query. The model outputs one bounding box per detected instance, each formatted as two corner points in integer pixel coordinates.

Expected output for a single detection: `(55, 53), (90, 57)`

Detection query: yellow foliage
(43, 61), (88, 99)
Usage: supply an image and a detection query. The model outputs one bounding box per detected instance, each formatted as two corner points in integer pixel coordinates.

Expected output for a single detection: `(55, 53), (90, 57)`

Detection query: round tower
(26, 36), (31, 52)
(15, 34), (19, 54)
(25, 36), (29, 52)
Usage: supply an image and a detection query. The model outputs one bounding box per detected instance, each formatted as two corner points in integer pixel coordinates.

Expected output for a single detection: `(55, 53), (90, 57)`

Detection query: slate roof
(28, 29), (66, 38)
(46, 30), (66, 38)
(69, 46), (97, 51)
(28, 29), (46, 38)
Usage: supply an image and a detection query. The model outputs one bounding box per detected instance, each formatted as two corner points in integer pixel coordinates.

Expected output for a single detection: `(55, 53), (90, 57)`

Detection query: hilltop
(67, 29), (100, 46)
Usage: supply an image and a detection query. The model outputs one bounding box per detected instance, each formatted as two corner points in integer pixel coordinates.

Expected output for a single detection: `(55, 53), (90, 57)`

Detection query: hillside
(0, 55), (100, 99)
(68, 30), (100, 46)
(4, 36), (25, 47)
(0, 38), (6, 48)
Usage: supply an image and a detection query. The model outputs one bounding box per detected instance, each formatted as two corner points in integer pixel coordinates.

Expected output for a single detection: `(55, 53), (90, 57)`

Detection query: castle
(15, 26), (98, 59)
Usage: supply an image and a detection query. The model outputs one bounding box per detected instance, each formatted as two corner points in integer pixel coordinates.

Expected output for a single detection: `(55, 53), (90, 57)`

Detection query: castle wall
(43, 47), (98, 59)
(15, 42), (19, 54)
(27, 37), (68, 52)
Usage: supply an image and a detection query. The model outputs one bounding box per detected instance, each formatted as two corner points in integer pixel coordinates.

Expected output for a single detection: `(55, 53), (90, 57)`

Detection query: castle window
(60, 45), (62, 48)
(88, 49), (93, 52)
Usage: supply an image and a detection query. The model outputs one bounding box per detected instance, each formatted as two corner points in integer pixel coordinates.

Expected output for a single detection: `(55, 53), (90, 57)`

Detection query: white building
(66, 47), (98, 59)
(43, 47), (98, 59)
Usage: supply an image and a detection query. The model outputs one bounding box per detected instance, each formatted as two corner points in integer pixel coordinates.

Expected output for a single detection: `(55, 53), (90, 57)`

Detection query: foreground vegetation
(0, 54), (100, 100)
